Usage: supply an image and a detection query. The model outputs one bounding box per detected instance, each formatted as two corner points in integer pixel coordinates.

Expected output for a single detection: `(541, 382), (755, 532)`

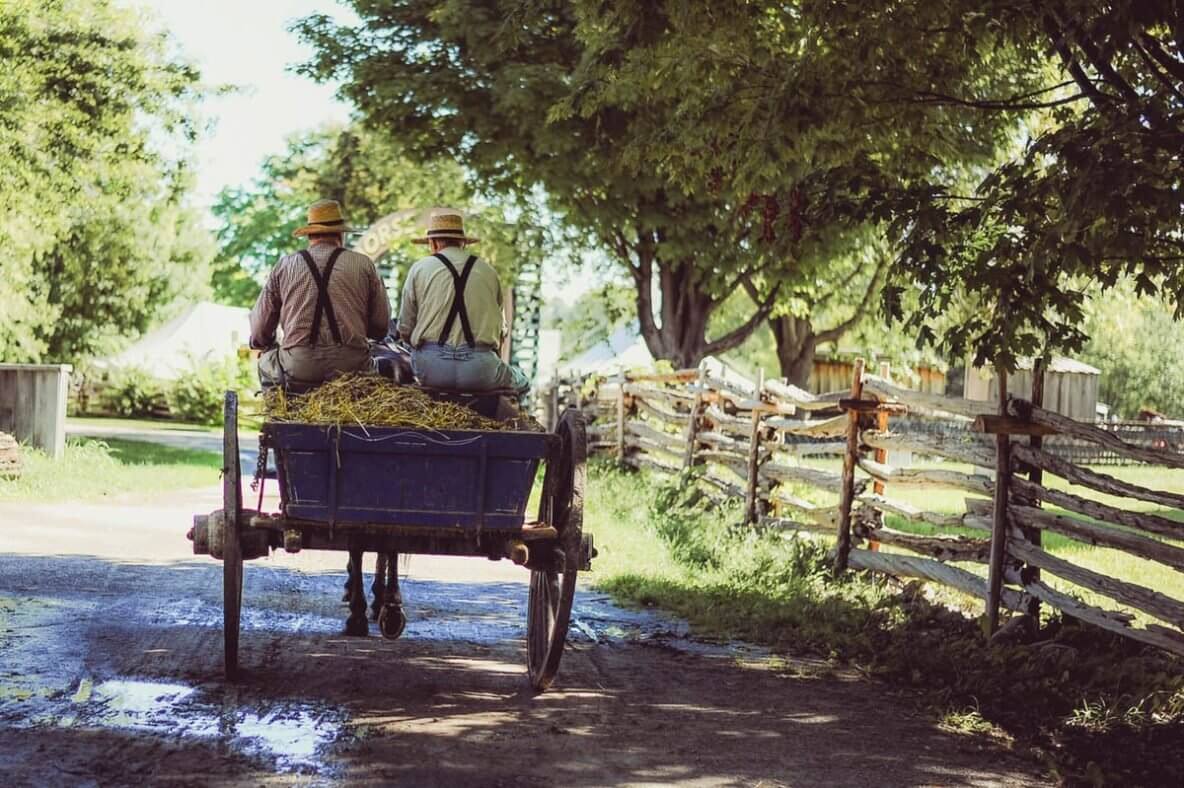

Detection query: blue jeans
(411, 342), (529, 393)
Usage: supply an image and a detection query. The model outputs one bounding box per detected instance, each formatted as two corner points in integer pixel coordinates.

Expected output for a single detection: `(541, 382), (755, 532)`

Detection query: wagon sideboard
(264, 423), (555, 530)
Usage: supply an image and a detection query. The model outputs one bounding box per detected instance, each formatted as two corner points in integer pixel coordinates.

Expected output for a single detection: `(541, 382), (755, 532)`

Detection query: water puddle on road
(59, 677), (345, 774)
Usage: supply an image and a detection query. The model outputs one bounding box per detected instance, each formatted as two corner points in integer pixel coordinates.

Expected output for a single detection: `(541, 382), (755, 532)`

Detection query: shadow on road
(0, 554), (1043, 786)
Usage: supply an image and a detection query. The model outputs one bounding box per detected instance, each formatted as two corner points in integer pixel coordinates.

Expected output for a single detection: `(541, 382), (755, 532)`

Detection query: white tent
(99, 302), (251, 379)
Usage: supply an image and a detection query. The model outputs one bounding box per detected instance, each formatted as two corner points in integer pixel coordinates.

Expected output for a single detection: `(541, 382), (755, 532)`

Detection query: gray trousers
(411, 342), (529, 393)
(257, 344), (372, 389)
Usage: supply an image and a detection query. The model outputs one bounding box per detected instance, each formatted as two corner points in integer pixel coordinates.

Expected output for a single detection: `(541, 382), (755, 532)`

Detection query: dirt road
(0, 486), (1046, 786)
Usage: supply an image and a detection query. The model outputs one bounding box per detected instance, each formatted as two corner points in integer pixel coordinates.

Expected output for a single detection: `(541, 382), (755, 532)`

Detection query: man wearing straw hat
(250, 199), (391, 389)
(396, 208), (528, 393)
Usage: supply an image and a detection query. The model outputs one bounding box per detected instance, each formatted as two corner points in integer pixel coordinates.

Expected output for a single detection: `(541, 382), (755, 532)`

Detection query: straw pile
(263, 374), (507, 431)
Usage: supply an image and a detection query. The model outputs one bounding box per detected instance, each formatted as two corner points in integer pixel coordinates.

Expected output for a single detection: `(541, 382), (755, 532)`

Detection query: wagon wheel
(223, 391), (244, 680)
(527, 408), (585, 691)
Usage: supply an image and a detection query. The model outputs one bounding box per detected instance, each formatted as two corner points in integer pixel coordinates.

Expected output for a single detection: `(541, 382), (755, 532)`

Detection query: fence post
(869, 361), (892, 552)
(616, 375), (627, 463)
(834, 358), (866, 575)
(550, 380), (561, 432)
(743, 368), (766, 525)
(986, 366), (1012, 635)
(1023, 358), (1046, 618)
(682, 366), (707, 470)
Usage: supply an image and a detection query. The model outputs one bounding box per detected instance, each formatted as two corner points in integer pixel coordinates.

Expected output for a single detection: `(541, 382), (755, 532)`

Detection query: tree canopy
(0, 0), (212, 362)
(887, 1), (1184, 368)
(295, 1), (1046, 377)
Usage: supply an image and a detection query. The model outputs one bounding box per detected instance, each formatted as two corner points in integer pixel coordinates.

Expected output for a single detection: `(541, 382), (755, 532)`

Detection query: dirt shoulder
(0, 489), (1046, 786)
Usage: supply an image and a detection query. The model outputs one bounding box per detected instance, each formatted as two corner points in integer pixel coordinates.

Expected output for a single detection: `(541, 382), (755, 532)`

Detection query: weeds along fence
(550, 363), (1184, 658)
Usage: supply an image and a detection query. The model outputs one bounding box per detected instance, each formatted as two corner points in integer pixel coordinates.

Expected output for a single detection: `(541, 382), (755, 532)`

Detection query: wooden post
(834, 358), (866, 575)
(549, 381), (561, 432)
(1024, 357), (1046, 617)
(682, 366), (707, 470)
(869, 362), (892, 552)
(744, 369), (766, 525)
(616, 377), (626, 463)
(986, 366), (1011, 635)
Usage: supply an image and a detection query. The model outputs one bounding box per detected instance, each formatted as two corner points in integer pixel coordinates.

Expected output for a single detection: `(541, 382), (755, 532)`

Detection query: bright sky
(134, 0), (357, 211)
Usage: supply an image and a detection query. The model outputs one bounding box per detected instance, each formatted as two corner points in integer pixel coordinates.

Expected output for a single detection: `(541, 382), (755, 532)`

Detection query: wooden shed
(809, 355), (947, 396)
(0, 364), (71, 458)
(963, 356), (1100, 422)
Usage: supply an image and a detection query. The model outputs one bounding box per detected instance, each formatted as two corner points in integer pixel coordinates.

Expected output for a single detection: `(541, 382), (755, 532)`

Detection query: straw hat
(412, 207), (479, 244)
(292, 199), (353, 238)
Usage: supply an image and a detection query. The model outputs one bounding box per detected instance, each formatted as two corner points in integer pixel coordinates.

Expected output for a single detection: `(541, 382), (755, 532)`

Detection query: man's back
(397, 246), (503, 348)
(251, 244), (389, 350)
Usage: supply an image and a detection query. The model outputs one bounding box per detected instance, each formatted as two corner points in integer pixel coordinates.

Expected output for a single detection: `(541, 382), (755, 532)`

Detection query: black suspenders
(299, 248), (345, 346)
(434, 252), (479, 347)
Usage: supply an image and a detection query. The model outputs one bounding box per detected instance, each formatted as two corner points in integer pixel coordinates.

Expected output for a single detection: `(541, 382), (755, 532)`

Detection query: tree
(885, 2), (1184, 368)
(1079, 283), (1184, 419)
(546, 1), (1045, 379)
(295, 2), (792, 369)
(296, 1), (1047, 376)
(0, 0), (211, 362)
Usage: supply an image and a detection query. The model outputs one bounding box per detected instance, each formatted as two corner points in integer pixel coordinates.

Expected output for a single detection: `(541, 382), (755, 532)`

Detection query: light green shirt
(396, 246), (506, 347)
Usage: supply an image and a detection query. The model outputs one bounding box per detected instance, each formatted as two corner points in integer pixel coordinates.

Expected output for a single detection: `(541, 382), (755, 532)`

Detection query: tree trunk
(770, 314), (817, 388)
(630, 249), (775, 370)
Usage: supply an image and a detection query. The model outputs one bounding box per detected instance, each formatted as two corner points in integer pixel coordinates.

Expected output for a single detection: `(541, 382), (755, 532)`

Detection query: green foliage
(1079, 284), (1184, 419)
(293, 2), (1049, 373)
(885, 2), (1184, 367)
(166, 355), (255, 425)
(292, 3), (811, 366)
(101, 368), (163, 419)
(0, 0), (213, 362)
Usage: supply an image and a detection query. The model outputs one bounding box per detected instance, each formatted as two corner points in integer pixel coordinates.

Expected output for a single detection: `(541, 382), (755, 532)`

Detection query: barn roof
(1014, 356), (1100, 375)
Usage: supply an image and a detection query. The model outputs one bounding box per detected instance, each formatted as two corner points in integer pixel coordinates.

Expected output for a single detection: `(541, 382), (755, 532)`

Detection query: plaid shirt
(249, 243), (391, 350)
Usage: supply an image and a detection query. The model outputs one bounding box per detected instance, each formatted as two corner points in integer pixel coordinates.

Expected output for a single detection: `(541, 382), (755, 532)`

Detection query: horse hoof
(343, 615), (369, 637)
(378, 605), (406, 640)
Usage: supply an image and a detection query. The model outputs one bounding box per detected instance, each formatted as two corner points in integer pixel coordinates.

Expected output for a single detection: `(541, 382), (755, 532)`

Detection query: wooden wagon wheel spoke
(223, 391), (244, 681)
(527, 408), (585, 691)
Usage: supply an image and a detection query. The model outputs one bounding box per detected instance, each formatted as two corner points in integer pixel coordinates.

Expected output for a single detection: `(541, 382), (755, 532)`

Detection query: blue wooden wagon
(190, 391), (591, 691)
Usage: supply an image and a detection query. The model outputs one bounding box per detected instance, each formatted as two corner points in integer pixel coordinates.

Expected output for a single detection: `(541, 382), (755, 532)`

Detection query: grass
(583, 460), (1184, 785)
(67, 415), (223, 434)
(69, 411), (264, 433)
(0, 438), (221, 503)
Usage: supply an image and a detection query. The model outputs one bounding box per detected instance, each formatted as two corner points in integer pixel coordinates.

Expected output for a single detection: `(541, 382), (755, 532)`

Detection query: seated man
(396, 208), (528, 393)
(250, 199), (391, 389)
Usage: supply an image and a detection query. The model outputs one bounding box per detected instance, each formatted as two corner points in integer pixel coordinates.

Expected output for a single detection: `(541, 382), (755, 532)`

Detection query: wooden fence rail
(546, 362), (1184, 658)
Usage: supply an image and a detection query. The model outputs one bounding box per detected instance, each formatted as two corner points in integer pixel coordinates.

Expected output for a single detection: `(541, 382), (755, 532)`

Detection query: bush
(101, 367), (164, 418)
(166, 355), (256, 425)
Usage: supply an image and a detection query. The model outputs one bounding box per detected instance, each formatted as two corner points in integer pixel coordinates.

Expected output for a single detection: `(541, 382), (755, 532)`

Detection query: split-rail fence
(544, 363), (1184, 658)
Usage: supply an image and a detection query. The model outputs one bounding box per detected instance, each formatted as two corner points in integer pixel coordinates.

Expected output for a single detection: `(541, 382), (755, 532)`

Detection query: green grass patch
(67, 415), (223, 434)
(584, 461), (1184, 785)
(0, 438), (221, 503)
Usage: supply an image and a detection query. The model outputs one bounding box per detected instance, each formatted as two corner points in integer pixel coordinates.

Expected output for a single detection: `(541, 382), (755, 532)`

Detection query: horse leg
(342, 556), (352, 603)
(343, 543), (369, 636)
(378, 552), (406, 640)
(371, 553), (387, 621)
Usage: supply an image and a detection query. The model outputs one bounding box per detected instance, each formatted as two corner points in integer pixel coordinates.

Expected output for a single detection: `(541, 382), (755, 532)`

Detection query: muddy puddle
(0, 565), (765, 779)
(9, 674), (345, 775)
